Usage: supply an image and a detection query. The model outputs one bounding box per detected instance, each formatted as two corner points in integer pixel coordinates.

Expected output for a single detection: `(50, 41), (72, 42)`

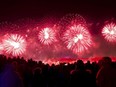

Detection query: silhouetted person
(70, 60), (87, 87)
(96, 57), (116, 87)
(32, 67), (44, 87)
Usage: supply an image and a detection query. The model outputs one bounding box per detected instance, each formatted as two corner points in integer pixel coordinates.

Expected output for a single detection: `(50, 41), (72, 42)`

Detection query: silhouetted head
(75, 60), (84, 70)
(0, 55), (7, 72)
(33, 67), (42, 75)
(101, 57), (112, 66)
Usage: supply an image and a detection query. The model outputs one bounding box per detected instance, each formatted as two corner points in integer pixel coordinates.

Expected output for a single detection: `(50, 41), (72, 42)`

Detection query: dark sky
(0, 0), (116, 21)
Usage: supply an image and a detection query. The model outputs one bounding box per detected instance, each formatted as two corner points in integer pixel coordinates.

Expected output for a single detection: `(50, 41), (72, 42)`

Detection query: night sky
(0, 0), (116, 21)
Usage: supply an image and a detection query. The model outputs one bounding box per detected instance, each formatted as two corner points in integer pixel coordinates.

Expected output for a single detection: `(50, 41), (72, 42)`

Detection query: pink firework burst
(3, 34), (27, 56)
(63, 24), (93, 54)
(102, 23), (116, 42)
(38, 27), (57, 45)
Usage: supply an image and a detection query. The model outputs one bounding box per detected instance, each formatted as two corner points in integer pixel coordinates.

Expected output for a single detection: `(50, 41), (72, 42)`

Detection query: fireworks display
(0, 14), (115, 61)
(102, 23), (116, 42)
(3, 34), (27, 56)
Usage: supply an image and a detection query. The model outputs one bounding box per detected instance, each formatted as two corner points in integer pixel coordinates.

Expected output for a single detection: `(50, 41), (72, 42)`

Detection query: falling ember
(38, 27), (57, 45)
(0, 43), (3, 54)
(63, 24), (93, 54)
(102, 23), (116, 42)
(3, 34), (27, 56)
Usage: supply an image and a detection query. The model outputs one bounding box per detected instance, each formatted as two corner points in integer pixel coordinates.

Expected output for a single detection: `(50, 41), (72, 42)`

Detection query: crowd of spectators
(0, 55), (116, 87)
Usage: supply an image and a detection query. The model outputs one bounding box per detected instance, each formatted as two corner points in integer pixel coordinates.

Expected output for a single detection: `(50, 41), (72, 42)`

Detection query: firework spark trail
(0, 43), (3, 54)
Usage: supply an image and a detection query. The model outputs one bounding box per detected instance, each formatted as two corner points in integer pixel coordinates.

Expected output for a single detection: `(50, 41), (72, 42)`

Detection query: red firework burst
(38, 27), (57, 45)
(63, 24), (93, 54)
(102, 23), (116, 42)
(59, 14), (86, 33)
(3, 34), (27, 56)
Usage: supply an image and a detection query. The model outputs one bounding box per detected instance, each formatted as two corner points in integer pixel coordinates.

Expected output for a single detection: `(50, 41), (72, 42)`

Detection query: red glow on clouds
(102, 23), (116, 42)
(3, 34), (27, 56)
